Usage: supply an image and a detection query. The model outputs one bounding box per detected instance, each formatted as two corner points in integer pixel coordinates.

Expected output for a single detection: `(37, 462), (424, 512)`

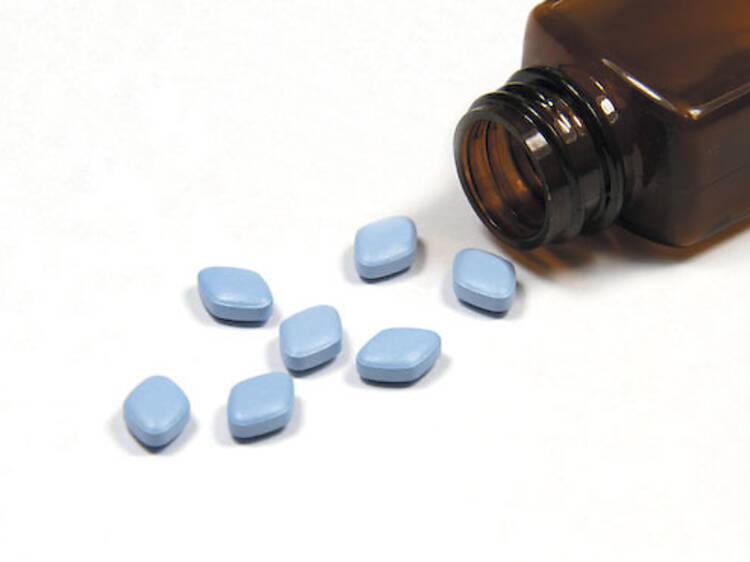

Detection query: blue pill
(198, 266), (273, 323)
(123, 376), (191, 449)
(452, 249), (516, 313)
(280, 305), (342, 371)
(356, 328), (441, 384)
(354, 216), (417, 280)
(227, 372), (295, 439)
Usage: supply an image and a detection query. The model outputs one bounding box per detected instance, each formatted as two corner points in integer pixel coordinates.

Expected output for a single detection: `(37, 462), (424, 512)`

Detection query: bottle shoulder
(531, 0), (750, 121)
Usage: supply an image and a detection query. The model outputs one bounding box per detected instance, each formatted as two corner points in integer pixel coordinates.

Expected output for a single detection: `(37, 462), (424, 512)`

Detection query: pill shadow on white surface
(264, 331), (353, 377)
(183, 287), (280, 328)
(440, 271), (525, 320)
(108, 411), (198, 455)
(343, 355), (451, 389)
(213, 398), (303, 446)
(340, 241), (427, 285)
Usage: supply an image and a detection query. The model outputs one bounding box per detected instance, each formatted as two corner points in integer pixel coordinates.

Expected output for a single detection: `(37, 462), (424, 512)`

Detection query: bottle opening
(459, 118), (548, 243)
(455, 68), (627, 249)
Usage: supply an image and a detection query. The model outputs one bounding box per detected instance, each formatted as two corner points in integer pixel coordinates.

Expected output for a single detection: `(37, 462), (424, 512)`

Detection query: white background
(2, 1), (750, 560)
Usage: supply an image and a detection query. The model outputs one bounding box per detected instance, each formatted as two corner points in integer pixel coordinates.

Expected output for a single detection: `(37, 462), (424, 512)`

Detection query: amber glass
(455, 0), (750, 248)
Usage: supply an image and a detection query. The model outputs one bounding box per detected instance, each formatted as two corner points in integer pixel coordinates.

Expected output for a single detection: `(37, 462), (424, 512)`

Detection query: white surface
(2, 1), (750, 560)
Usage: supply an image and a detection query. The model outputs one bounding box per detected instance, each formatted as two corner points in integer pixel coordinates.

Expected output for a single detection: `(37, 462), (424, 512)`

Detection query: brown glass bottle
(455, 0), (750, 249)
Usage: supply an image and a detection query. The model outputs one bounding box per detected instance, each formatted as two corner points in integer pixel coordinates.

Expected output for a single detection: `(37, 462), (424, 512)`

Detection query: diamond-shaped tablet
(227, 372), (295, 439)
(280, 305), (342, 371)
(452, 249), (516, 313)
(198, 266), (273, 323)
(356, 328), (441, 384)
(354, 216), (417, 280)
(123, 376), (191, 449)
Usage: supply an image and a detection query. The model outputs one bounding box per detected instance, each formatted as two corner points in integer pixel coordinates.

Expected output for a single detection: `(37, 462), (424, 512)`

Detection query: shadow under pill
(109, 411), (198, 455)
(288, 358), (337, 377)
(184, 287), (280, 328)
(267, 330), (353, 377)
(440, 272), (524, 320)
(340, 240), (427, 286)
(210, 313), (279, 329)
(214, 397), (304, 447)
(151, 418), (198, 455)
(344, 355), (451, 390)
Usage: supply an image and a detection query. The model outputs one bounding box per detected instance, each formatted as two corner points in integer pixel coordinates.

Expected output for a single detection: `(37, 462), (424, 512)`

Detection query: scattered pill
(279, 305), (342, 371)
(198, 266), (273, 323)
(227, 372), (295, 439)
(452, 249), (516, 313)
(354, 216), (418, 280)
(124, 376), (191, 449)
(356, 328), (441, 384)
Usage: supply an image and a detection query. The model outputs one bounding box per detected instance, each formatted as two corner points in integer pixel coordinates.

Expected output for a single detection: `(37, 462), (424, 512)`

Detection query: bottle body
(455, 0), (750, 248)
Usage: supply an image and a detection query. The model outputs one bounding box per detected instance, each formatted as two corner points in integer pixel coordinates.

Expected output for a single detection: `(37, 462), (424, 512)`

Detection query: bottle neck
(455, 67), (628, 249)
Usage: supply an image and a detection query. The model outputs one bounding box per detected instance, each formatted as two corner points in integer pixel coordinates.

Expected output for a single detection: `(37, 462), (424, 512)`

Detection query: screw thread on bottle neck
(455, 67), (626, 249)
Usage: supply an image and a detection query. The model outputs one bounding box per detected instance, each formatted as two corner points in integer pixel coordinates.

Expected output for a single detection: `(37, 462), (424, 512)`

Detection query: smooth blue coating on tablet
(354, 216), (417, 279)
(356, 328), (441, 383)
(124, 376), (190, 449)
(452, 249), (516, 313)
(280, 305), (342, 371)
(227, 372), (295, 439)
(198, 266), (273, 322)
